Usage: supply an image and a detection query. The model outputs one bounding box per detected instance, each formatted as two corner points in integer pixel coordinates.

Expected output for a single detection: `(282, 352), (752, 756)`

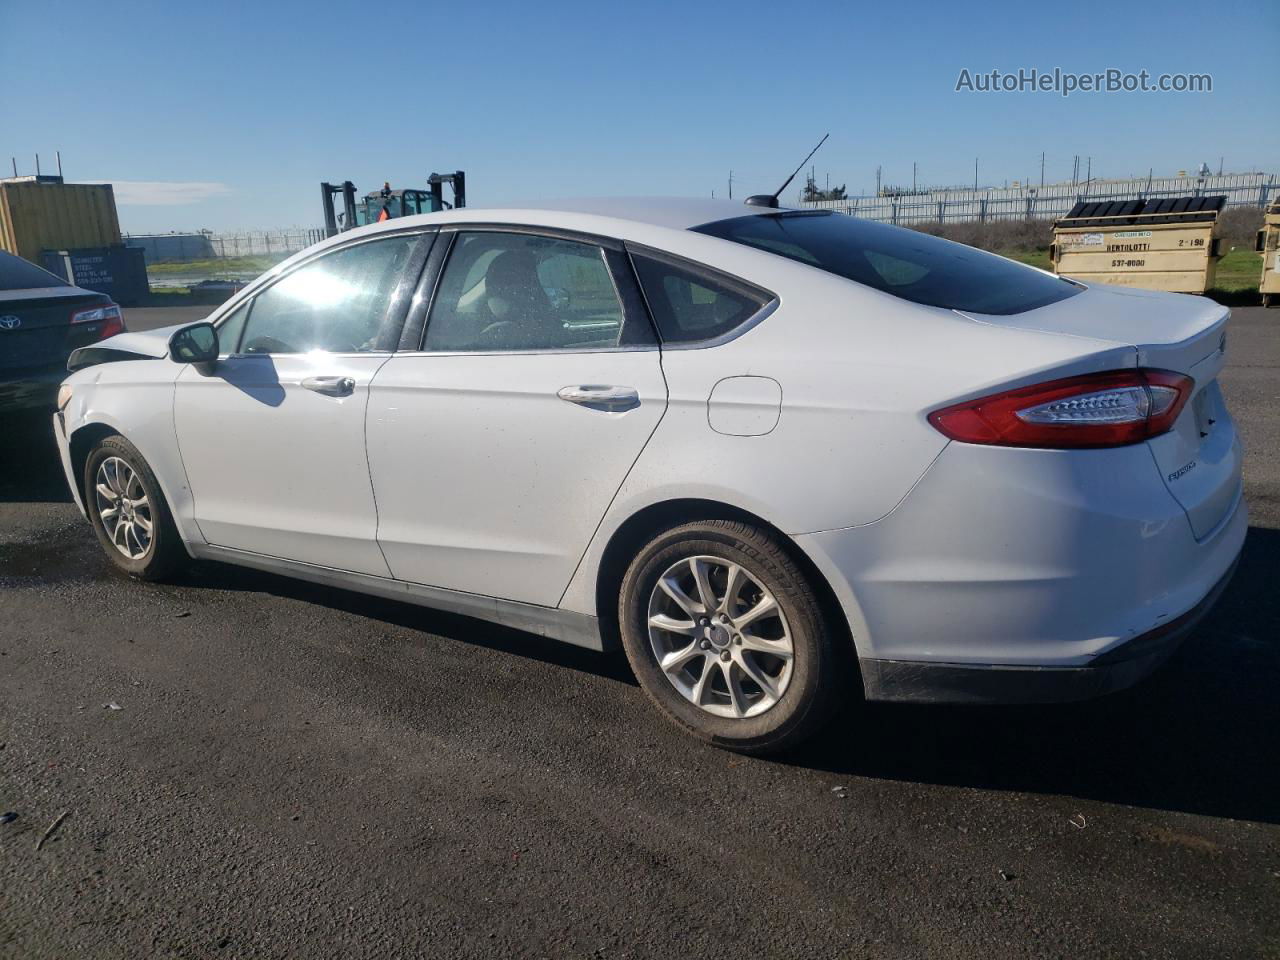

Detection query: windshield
(357, 196), (402, 226)
(693, 211), (1080, 315)
(0, 250), (70, 291)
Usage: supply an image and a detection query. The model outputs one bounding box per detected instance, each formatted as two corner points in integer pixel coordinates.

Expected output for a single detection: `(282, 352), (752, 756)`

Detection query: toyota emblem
(0, 315), (20, 330)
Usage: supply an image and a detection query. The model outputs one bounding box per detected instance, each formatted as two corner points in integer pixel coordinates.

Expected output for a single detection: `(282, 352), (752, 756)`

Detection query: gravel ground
(1, 307), (1277, 959)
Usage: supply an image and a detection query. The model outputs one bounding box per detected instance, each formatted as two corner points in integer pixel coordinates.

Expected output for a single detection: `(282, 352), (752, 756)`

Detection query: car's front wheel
(619, 520), (844, 754)
(84, 435), (187, 581)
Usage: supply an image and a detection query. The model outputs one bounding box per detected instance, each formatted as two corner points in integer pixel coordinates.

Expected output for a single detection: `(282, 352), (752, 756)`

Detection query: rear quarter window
(630, 252), (772, 345)
(693, 211), (1080, 316)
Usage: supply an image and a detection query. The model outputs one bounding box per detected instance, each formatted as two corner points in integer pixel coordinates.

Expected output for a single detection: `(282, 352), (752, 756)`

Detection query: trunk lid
(1145, 342), (1242, 539)
(0, 288), (115, 372)
(962, 282), (1240, 539)
(959, 281), (1227, 372)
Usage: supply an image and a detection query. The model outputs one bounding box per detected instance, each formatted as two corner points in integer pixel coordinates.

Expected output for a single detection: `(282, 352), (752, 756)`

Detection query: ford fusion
(53, 199), (1244, 753)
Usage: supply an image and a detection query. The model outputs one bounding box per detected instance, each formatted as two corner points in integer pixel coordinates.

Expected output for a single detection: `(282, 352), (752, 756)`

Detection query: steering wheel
(480, 320), (514, 339)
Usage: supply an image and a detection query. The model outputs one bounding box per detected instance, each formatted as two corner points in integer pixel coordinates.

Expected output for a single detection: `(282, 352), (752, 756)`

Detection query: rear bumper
(797, 438), (1247, 704)
(0, 365), (65, 411)
(859, 554), (1240, 703)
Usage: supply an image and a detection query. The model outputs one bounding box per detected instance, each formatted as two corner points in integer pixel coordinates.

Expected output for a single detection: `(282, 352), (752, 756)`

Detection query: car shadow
(168, 521), (1280, 826)
(0, 411), (74, 504)
(789, 523), (1280, 825)
(5, 409), (1276, 823)
(171, 557), (640, 685)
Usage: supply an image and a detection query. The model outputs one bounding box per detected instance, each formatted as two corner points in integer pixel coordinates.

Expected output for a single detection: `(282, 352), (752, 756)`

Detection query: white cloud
(100, 181), (233, 206)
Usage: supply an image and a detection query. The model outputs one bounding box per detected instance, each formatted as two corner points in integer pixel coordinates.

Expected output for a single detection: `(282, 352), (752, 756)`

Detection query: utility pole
(56, 150), (63, 179)
(1040, 152), (1045, 189)
(912, 162), (917, 193)
(728, 170), (733, 200)
(974, 157), (978, 191)
(875, 165), (881, 196)
(1218, 156), (1223, 176)
(1086, 156), (1091, 183)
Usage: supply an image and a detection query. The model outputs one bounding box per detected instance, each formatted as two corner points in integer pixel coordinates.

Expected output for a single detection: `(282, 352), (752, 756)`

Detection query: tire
(619, 519), (844, 755)
(83, 434), (187, 581)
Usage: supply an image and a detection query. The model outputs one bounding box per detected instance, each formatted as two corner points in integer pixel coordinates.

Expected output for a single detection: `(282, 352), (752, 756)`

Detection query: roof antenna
(745, 133), (829, 209)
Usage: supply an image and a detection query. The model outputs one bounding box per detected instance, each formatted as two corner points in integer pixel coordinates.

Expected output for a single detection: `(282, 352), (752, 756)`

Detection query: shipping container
(1050, 196), (1226, 295)
(40, 246), (149, 306)
(0, 177), (122, 262)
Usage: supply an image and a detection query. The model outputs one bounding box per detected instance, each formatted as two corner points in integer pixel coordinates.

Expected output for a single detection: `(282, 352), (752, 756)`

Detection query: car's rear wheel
(84, 435), (186, 580)
(619, 520), (843, 754)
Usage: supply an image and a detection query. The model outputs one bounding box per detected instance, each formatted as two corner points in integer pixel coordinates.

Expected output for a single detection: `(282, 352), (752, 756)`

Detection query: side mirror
(170, 322), (219, 373)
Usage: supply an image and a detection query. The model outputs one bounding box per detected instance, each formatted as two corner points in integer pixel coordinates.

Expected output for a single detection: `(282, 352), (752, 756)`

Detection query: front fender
(61, 360), (203, 551)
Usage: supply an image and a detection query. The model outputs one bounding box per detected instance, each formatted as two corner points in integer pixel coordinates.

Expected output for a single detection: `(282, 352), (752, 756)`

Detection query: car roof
(494, 197), (783, 230)
(243, 198), (796, 306)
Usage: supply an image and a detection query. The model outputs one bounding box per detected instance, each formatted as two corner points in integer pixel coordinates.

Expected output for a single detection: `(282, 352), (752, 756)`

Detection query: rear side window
(693, 211), (1080, 316)
(631, 254), (771, 344)
(0, 250), (67, 291)
(424, 232), (633, 352)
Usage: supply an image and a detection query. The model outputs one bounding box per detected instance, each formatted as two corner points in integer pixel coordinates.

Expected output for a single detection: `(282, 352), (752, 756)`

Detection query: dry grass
(909, 219), (1054, 254)
(1216, 206), (1264, 249)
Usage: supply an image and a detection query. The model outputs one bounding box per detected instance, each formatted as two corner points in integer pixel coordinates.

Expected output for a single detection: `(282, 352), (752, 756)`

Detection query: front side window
(424, 232), (628, 352)
(693, 211), (1081, 315)
(214, 301), (249, 354)
(630, 254), (771, 344)
(238, 234), (417, 354)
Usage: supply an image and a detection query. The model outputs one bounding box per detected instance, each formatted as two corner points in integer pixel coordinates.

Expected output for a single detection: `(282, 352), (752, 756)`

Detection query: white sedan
(53, 198), (1245, 753)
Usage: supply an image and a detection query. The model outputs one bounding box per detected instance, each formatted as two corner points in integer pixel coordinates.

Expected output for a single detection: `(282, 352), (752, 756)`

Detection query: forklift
(320, 171), (466, 238)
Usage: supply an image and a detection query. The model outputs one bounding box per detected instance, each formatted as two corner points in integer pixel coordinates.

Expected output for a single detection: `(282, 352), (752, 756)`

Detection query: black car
(0, 250), (124, 411)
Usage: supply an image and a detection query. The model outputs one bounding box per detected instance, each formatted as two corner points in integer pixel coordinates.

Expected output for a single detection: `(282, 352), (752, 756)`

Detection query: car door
(366, 227), (667, 606)
(174, 231), (429, 575)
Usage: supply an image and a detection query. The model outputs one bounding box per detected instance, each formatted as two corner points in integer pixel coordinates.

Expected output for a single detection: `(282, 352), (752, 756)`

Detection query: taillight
(928, 369), (1193, 449)
(70, 303), (125, 340)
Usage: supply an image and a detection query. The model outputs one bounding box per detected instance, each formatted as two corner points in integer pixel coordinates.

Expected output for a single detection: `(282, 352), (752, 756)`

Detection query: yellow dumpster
(1256, 199), (1280, 308)
(1050, 195), (1226, 294)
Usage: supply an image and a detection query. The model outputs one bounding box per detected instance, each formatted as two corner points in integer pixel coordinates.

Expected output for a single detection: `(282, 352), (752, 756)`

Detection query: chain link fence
(123, 229), (326, 263)
(799, 172), (1277, 225)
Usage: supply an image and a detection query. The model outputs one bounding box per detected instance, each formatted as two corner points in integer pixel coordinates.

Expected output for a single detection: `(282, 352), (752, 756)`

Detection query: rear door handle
(302, 375), (355, 397)
(557, 385), (640, 412)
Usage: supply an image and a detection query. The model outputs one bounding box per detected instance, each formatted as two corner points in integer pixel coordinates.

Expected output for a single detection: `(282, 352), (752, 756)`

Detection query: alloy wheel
(94, 456), (153, 560)
(646, 555), (795, 719)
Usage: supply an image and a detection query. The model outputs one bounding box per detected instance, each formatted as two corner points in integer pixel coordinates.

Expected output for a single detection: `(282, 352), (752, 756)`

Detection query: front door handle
(557, 385), (641, 412)
(302, 375), (355, 397)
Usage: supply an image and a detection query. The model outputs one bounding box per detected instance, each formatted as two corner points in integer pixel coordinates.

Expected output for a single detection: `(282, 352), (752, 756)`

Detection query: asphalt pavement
(1, 306), (1277, 959)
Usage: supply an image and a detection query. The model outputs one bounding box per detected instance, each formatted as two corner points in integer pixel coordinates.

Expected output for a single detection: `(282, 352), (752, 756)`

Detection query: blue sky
(3, 0), (1276, 232)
